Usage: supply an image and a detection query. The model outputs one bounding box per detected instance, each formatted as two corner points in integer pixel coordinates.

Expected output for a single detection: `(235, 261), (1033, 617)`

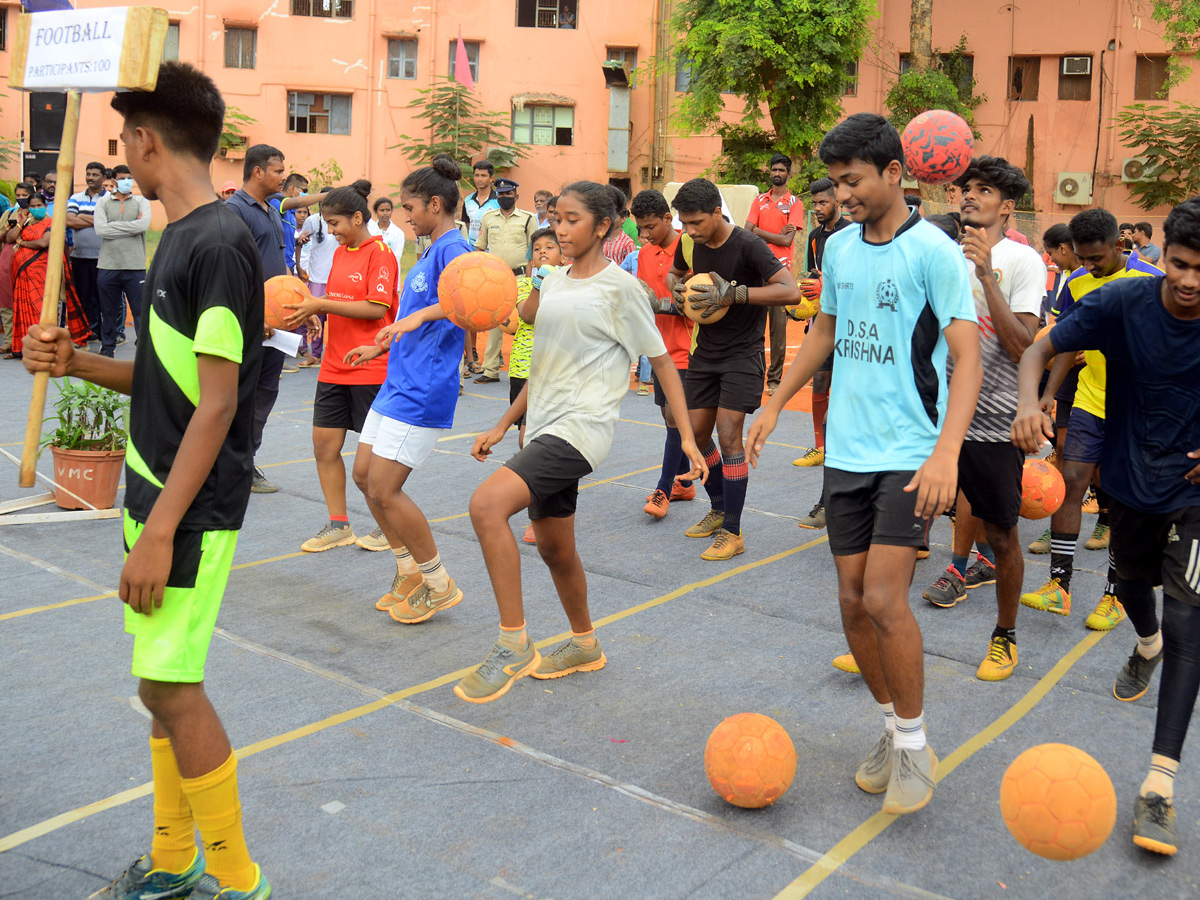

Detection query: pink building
(0, 0), (1194, 229)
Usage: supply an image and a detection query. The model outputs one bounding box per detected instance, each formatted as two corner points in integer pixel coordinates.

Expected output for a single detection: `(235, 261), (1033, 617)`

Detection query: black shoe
(1114, 645), (1163, 702)
(99, 349), (115, 358)
(1133, 793), (1177, 856)
(474, 374), (500, 384)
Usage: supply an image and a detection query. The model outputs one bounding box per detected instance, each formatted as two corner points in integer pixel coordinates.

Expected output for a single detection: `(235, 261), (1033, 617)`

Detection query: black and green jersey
(126, 201), (264, 531)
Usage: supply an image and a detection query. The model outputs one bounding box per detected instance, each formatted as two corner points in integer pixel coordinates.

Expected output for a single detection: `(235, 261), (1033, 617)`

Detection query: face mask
(30, 206), (48, 221)
(771, 175), (786, 186)
(116, 178), (134, 194)
(497, 196), (516, 211)
(16, 198), (30, 209)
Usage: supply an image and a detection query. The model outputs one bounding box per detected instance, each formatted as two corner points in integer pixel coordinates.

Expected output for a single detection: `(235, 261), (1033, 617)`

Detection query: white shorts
(360, 410), (446, 469)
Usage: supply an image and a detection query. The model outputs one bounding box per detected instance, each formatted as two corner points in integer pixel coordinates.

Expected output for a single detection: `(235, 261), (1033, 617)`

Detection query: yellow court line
(0, 591), (118, 622)
(0, 534), (827, 853)
(772, 629), (1107, 899)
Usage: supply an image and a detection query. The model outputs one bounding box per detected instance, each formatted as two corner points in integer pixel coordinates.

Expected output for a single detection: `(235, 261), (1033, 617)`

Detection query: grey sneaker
(798, 500), (826, 531)
(1114, 645), (1163, 702)
(301, 523), (356, 552)
(882, 744), (938, 815)
(1133, 793), (1178, 856)
(187, 864), (270, 899)
(390, 578), (463, 624)
(685, 509), (725, 538)
(250, 467), (278, 494)
(855, 730), (893, 794)
(88, 851), (204, 899)
(375, 569), (423, 611)
(1029, 527), (1052, 554)
(963, 554), (996, 589)
(453, 637), (541, 703)
(531, 636), (607, 680)
(923, 566), (966, 608)
(355, 528), (390, 551)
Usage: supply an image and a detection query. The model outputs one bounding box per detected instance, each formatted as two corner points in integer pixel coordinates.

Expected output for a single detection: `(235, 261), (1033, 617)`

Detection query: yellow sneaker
(1082, 489), (1099, 515)
(701, 529), (745, 561)
(1020, 579), (1072, 616)
(1085, 593), (1126, 631)
(832, 653), (860, 674)
(976, 635), (1018, 681)
(685, 509), (725, 538)
(375, 570), (423, 611)
(792, 447), (825, 467)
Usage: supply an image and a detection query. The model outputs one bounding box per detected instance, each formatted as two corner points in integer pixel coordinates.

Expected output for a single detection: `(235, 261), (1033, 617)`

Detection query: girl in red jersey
(284, 180), (399, 555)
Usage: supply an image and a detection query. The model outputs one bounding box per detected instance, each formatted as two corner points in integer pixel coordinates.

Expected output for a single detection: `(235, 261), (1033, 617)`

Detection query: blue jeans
(637, 355), (652, 383)
(98, 268), (144, 354)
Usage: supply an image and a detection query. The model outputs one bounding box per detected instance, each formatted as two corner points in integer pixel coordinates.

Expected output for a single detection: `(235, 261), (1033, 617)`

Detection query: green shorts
(123, 512), (239, 683)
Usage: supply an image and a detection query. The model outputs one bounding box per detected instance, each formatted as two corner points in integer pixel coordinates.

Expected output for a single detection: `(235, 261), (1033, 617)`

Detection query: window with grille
(1008, 57), (1039, 101)
(162, 22), (179, 61)
(0, 9), (5, 52)
(448, 41), (480, 82)
(843, 60), (859, 97)
(225, 28), (256, 69)
(675, 57), (695, 92)
(1135, 55), (1169, 100)
(512, 105), (573, 146)
(108, 139), (118, 157)
(1057, 57), (1092, 101)
(606, 47), (637, 88)
(292, 0), (353, 19)
(288, 92), (352, 135)
(899, 53), (974, 97)
(516, 0), (577, 28)
(387, 39), (417, 79)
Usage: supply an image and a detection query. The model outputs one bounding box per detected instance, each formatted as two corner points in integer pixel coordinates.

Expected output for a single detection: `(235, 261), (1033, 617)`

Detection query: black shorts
(685, 351), (764, 414)
(824, 467), (932, 556)
(652, 366), (687, 408)
(1054, 366), (1082, 430)
(505, 434), (594, 520)
(957, 440), (1024, 530)
(509, 375), (527, 427)
(1110, 500), (1200, 605)
(818, 351), (835, 374)
(312, 381), (380, 432)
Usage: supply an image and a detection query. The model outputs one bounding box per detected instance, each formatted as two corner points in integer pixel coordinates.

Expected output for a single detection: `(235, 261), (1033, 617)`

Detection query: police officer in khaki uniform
(473, 177), (537, 383)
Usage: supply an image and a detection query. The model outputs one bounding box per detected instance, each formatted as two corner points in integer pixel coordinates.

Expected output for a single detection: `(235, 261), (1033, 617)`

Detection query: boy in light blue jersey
(748, 113), (981, 816)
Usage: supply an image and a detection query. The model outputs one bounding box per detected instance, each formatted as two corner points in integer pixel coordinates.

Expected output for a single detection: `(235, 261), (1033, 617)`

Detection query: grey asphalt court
(1, 346), (1196, 899)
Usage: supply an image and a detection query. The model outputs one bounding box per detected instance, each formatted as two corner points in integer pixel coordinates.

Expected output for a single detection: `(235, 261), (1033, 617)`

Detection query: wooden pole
(19, 89), (82, 488)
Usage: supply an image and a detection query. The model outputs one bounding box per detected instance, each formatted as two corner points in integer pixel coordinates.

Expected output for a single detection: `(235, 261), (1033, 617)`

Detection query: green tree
(219, 105), (256, 156)
(393, 77), (526, 184)
(884, 37), (985, 136)
(1145, 0), (1200, 90)
(668, 0), (874, 164)
(1115, 102), (1200, 210)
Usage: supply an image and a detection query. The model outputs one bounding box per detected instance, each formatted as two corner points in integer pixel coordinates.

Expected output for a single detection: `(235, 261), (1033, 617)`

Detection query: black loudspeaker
(29, 92), (68, 151)
(23, 151), (59, 184)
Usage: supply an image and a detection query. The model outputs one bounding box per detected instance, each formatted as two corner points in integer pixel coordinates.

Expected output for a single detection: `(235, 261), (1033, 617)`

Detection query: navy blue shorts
(1063, 407), (1104, 465)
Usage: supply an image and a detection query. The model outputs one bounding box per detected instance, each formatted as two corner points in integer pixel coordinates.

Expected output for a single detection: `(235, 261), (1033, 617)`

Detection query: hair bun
(351, 179), (372, 199)
(431, 153), (463, 182)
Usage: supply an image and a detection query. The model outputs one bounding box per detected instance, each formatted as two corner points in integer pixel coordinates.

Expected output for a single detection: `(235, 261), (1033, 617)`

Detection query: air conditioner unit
(1055, 172), (1093, 205)
(1062, 56), (1092, 76)
(1121, 156), (1155, 183)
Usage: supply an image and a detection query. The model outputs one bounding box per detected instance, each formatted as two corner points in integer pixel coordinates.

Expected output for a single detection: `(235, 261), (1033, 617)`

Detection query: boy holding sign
(22, 63), (270, 900)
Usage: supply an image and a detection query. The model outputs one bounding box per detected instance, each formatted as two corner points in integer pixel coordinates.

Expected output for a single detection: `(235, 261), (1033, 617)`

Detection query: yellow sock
(149, 737), (196, 873)
(181, 754), (257, 891)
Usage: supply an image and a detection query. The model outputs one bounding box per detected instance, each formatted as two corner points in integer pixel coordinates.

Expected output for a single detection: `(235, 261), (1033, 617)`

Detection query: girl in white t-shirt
(454, 181), (708, 705)
(367, 196), (406, 277)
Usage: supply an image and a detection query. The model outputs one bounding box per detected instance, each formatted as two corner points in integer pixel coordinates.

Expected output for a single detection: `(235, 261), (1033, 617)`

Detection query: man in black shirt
(23, 62), (270, 898)
(795, 177), (851, 529)
(667, 178), (800, 560)
(226, 143), (288, 493)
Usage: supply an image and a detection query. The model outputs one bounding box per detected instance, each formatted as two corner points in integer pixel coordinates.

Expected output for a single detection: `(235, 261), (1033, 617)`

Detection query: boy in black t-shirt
(1014, 197), (1200, 858)
(666, 178), (800, 560)
(23, 63), (270, 899)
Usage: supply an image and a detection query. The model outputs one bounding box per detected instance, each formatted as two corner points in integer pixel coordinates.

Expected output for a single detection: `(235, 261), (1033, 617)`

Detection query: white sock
(1141, 753), (1178, 801)
(879, 702), (896, 734)
(1138, 630), (1164, 660)
(392, 545), (418, 576)
(417, 553), (451, 593)
(893, 713), (926, 751)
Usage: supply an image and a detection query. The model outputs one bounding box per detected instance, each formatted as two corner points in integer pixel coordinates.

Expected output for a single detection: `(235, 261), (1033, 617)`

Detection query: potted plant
(42, 378), (128, 510)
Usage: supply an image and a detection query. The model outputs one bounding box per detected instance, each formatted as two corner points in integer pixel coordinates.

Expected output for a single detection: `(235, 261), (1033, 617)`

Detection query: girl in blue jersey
(344, 154), (473, 624)
(454, 181), (708, 704)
